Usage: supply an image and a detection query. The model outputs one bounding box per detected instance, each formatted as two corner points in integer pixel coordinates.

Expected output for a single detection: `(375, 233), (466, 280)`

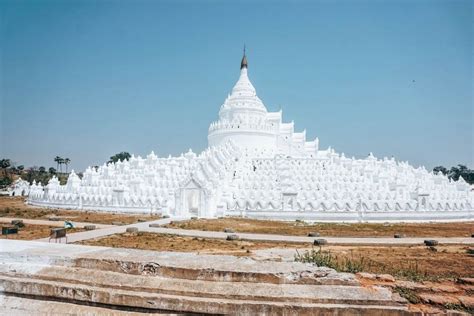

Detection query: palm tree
(59, 158), (65, 173)
(64, 158), (71, 173)
(54, 156), (62, 173)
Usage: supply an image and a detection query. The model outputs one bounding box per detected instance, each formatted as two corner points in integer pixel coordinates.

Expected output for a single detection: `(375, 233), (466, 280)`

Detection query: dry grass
(297, 245), (474, 280)
(166, 217), (474, 237)
(0, 224), (84, 240)
(78, 232), (303, 256)
(0, 196), (160, 225)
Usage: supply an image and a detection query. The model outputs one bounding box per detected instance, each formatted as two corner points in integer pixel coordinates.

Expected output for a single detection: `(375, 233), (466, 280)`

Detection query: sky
(0, 0), (472, 172)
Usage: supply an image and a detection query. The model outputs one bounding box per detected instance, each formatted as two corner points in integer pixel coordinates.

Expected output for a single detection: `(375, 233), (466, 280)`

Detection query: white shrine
(27, 53), (473, 222)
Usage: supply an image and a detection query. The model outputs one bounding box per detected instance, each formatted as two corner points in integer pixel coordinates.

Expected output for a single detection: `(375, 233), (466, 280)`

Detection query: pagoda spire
(240, 45), (248, 69)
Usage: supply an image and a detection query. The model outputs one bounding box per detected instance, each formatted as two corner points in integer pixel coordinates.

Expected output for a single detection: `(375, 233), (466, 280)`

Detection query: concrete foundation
(0, 240), (412, 315)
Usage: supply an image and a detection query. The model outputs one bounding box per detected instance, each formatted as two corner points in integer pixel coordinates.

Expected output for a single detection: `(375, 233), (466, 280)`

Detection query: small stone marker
(137, 219), (147, 222)
(424, 240), (438, 247)
(11, 220), (24, 228)
(307, 232), (319, 237)
(112, 221), (123, 226)
(49, 228), (67, 243)
(314, 239), (327, 246)
(149, 223), (161, 228)
(394, 233), (405, 238)
(226, 234), (239, 241)
(224, 228), (235, 233)
(84, 225), (96, 231)
(126, 227), (139, 233)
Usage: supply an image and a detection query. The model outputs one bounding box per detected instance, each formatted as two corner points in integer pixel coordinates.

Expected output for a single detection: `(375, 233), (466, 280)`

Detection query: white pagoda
(28, 53), (473, 222)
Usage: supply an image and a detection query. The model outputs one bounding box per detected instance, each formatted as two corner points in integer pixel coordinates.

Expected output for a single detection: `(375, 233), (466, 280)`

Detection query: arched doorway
(176, 178), (207, 217)
(184, 186), (201, 216)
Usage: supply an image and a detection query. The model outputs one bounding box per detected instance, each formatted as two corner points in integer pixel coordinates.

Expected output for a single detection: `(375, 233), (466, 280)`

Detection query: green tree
(49, 167), (56, 175)
(0, 158), (12, 180)
(108, 152), (131, 163)
(54, 156), (62, 173)
(433, 166), (448, 175)
(64, 158), (71, 173)
(39, 166), (46, 173)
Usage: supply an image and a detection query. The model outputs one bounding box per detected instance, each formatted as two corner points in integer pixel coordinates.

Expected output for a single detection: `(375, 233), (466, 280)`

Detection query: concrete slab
(0, 239), (410, 314)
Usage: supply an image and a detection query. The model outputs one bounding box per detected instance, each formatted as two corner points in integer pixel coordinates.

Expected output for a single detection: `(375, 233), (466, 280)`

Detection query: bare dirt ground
(80, 232), (474, 313)
(79, 232), (474, 279)
(0, 196), (160, 225)
(316, 245), (474, 280)
(0, 224), (84, 240)
(78, 232), (303, 256)
(165, 217), (474, 237)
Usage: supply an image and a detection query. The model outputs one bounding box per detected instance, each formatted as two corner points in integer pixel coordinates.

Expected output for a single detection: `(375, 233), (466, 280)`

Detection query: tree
(49, 167), (56, 175)
(433, 164), (474, 185)
(59, 158), (65, 173)
(39, 166), (46, 173)
(17, 165), (24, 173)
(433, 166), (448, 175)
(0, 158), (12, 180)
(64, 158), (71, 173)
(54, 156), (62, 173)
(108, 152), (131, 164)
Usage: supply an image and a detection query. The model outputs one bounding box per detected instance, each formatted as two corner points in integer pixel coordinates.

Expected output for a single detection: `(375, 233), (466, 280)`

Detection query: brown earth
(78, 232), (304, 256)
(318, 245), (474, 280)
(166, 217), (474, 237)
(0, 224), (84, 240)
(78, 232), (474, 280)
(0, 196), (160, 225)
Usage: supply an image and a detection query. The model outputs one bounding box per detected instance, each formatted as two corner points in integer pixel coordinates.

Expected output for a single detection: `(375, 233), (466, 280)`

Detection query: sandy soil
(0, 224), (84, 240)
(78, 232), (473, 280)
(320, 244), (474, 279)
(0, 196), (160, 225)
(78, 232), (304, 256)
(165, 217), (474, 237)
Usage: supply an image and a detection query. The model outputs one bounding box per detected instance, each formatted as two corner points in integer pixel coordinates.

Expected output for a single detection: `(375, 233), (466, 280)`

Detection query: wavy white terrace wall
(26, 53), (474, 222)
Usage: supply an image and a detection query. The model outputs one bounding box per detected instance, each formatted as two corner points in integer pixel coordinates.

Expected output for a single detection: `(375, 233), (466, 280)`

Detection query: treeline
(432, 164), (474, 184)
(0, 157), (71, 188)
(0, 152), (128, 188)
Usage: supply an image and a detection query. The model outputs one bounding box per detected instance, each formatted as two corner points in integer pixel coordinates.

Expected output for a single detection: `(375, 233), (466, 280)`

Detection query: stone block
(224, 228), (235, 233)
(308, 232), (320, 237)
(314, 239), (328, 246)
(11, 220), (24, 228)
(458, 295), (474, 309)
(393, 233), (405, 238)
(458, 277), (474, 285)
(376, 274), (395, 282)
(356, 272), (376, 280)
(126, 227), (139, 233)
(424, 240), (438, 246)
(137, 219), (147, 222)
(84, 225), (96, 231)
(226, 234), (239, 241)
(419, 293), (459, 306)
(112, 222), (123, 226)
